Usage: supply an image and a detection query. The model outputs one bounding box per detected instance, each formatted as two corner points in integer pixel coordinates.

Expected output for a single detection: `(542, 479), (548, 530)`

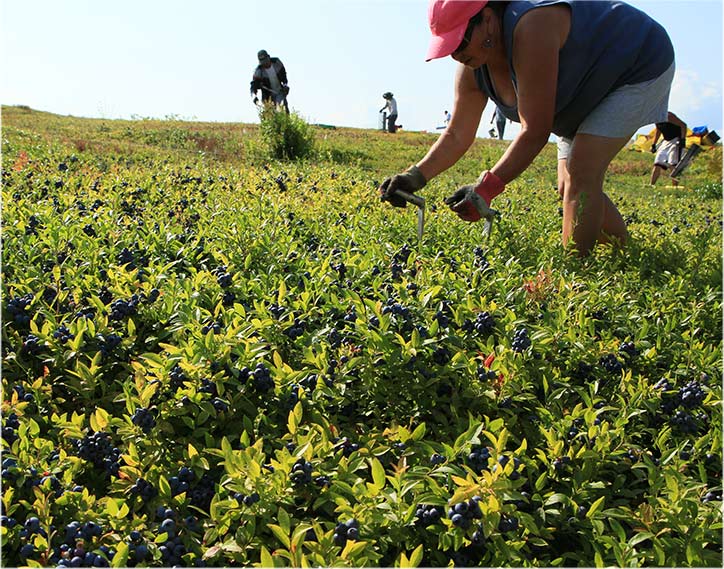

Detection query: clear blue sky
(1, 0), (721, 140)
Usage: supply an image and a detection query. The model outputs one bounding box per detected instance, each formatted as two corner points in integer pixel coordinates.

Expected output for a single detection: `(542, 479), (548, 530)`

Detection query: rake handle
(394, 190), (425, 208)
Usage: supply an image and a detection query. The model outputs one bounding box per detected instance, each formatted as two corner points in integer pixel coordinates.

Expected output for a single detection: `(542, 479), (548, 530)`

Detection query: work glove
(379, 165), (427, 208)
(444, 171), (505, 222)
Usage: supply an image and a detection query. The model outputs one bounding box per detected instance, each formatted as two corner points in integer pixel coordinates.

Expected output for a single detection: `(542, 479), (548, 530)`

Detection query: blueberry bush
(1, 106), (722, 567)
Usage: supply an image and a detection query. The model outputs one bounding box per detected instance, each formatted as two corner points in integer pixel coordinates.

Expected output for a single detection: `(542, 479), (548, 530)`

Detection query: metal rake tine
(395, 190), (426, 244)
(482, 209), (500, 240)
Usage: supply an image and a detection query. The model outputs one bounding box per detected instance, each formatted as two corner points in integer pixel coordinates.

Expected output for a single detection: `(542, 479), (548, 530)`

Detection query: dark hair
(454, 2), (509, 54)
(487, 1), (509, 18)
(454, 9), (484, 54)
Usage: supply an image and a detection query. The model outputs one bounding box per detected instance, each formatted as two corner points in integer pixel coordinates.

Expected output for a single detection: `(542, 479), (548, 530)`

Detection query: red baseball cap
(426, 0), (488, 62)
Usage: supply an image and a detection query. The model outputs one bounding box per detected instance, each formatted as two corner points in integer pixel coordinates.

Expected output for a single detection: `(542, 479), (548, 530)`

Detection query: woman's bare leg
(560, 133), (631, 255)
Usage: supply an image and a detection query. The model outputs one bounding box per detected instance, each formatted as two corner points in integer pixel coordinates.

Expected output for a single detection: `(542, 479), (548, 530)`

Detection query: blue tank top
(474, 0), (674, 138)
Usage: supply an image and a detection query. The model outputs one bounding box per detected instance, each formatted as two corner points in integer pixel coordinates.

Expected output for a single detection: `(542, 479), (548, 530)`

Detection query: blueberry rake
(395, 190), (500, 243)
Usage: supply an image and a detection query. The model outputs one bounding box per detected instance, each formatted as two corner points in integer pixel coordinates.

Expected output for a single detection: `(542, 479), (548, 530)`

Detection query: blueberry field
(1, 105), (722, 567)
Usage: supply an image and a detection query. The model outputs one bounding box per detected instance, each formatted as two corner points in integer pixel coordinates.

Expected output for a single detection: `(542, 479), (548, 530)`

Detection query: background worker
(490, 105), (507, 139)
(650, 111), (687, 186)
(444, 110), (452, 127)
(379, 92), (398, 133)
(250, 50), (289, 113)
(379, 0), (674, 256)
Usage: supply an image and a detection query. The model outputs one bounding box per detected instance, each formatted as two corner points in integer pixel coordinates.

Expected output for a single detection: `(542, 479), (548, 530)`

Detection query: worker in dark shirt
(250, 50), (289, 113)
(650, 111), (687, 186)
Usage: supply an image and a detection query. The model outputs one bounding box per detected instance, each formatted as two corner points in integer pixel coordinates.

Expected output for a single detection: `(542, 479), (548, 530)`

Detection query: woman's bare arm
(491, 4), (570, 183)
(416, 65), (487, 181)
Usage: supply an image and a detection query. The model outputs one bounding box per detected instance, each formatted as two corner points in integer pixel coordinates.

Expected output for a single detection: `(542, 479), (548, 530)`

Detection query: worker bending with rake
(650, 111), (687, 187)
(379, 0), (674, 256)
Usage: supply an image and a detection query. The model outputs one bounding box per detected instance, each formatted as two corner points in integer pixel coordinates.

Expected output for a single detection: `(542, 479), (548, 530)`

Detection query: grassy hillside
(1, 105), (722, 568)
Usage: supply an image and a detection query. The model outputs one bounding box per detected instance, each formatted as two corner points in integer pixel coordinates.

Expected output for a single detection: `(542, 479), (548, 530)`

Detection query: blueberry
(25, 516), (41, 532)
(344, 518), (359, 529)
(498, 515), (519, 533)
(430, 453), (446, 466)
(453, 502), (468, 515)
(160, 518), (176, 536)
(243, 492), (260, 506)
(135, 544), (148, 561)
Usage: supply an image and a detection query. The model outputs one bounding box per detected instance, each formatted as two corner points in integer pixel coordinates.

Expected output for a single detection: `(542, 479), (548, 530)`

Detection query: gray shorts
(557, 62), (675, 160)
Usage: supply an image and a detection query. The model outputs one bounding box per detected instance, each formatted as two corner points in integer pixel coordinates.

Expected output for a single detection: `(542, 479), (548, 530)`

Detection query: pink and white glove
(444, 171), (505, 222)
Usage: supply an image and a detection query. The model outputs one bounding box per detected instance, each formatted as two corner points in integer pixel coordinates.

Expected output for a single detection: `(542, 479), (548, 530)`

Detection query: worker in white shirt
(379, 92), (399, 133)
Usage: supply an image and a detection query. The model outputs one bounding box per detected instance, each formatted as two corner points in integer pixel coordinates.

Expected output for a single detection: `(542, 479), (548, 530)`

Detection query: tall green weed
(258, 103), (315, 161)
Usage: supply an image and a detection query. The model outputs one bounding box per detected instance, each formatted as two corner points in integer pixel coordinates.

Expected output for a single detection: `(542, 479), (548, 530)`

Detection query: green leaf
(278, 279), (287, 304)
(288, 402), (302, 435)
(370, 457), (386, 489)
(410, 423), (426, 441)
(91, 408), (109, 431)
(260, 546), (274, 568)
(341, 540), (368, 559)
(278, 507), (290, 535)
(587, 496), (605, 518)
(111, 542), (129, 568)
(410, 327), (421, 348)
(157, 475), (171, 499)
(609, 518), (626, 542)
(628, 532), (654, 547)
(409, 544), (424, 567)
(544, 493), (569, 507)
(481, 430), (499, 448)
(268, 524), (290, 548)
